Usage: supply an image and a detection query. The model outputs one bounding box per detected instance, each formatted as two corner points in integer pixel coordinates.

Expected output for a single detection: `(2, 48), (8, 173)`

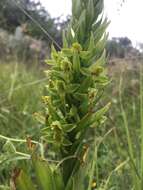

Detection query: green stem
(140, 63), (143, 189)
(0, 134), (44, 158)
(119, 73), (140, 189)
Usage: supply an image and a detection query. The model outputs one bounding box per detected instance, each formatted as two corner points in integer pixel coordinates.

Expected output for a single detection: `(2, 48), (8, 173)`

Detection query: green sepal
(32, 157), (56, 190)
(16, 170), (36, 190)
(63, 124), (77, 133)
(53, 170), (65, 190)
(73, 51), (81, 73)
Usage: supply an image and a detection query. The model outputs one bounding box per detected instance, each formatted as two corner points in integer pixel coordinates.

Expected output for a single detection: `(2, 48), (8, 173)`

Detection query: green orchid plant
(0, 0), (110, 189)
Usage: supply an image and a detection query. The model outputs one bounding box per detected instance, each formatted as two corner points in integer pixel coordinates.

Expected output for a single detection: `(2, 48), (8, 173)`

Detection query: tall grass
(0, 62), (46, 137)
(99, 61), (141, 189)
(140, 63), (143, 189)
(0, 61), (48, 186)
(119, 72), (140, 189)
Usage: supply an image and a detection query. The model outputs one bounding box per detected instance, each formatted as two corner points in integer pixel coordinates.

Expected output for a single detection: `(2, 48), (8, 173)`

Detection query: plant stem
(140, 63), (143, 189)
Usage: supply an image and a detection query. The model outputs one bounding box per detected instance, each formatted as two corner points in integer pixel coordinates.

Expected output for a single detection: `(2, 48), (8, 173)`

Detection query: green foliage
(99, 63), (142, 189)
(0, 63), (45, 137)
(0, 62), (48, 187)
(64, 0), (109, 49)
(0, 0), (110, 189)
(0, 62), (47, 185)
(14, 158), (64, 190)
(0, 50), (142, 190)
(42, 41), (109, 171)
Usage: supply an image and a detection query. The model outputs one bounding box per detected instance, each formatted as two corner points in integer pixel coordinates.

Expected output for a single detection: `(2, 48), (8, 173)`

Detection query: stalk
(119, 73), (140, 189)
(140, 63), (143, 189)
